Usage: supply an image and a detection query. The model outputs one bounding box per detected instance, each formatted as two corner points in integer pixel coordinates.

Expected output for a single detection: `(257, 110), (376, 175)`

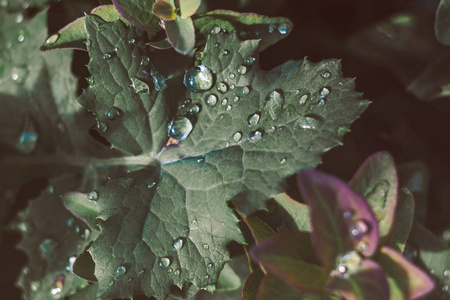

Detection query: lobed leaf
(112, 0), (161, 32)
(298, 170), (379, 270)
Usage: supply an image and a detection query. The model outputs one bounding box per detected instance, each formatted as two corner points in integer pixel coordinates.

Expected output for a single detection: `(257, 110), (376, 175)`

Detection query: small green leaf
(40, 5), (130, 51)
(242, 268), (264, 300)
(349, 152), (398, 245)
(152, 0), (176, 20)
(179, 0), (202, 18)
(376, 246), (434, 300)
(216, 263), (242, 291)
(112, 0), (161, 31)
(388, 188), (414, 253)
(165, 16), (196, 55)
(63, 192), (101, 232)
(272, 193), (311, 232)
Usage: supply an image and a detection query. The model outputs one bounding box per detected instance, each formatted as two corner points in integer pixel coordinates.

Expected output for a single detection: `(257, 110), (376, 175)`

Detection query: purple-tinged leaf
(376, 246), (434, 300)
(388, 188), (414, 253)
(251, 231), (328, 293)
(165, 16), (195, 55)
(327, 259), (389, 300)
(349, 152), (398, 245)
(272, 193), (311, 232)
(242, 268), (265, 300)
(112, 0), (161, 32)
(152, 0), (176, 20)
(298, 169), (379, 270)
(241, 214), (276, 243)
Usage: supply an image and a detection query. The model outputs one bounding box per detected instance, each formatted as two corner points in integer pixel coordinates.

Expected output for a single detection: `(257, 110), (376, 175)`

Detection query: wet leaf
(112, 0), (161, 31)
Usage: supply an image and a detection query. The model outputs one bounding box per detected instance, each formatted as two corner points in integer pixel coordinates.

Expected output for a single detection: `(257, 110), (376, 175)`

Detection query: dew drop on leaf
(109, 280), (114, 286)
(207, 263), (214, 268)
(222, 50), (230, 56)
(221, 98), (228, 106)
(203, 274), (210, 279)
(172, 238), (184, 251)
(248, 112), (261, 127)
(216, 82), (228, 94)
(116, 265), (127, 276)
(343, 209), (354, 219)
(102, 53), (112, 60)
(189, 104), (201, 115)
(356, 241), (368, 252)
(127, 277), (134, 282)
(264, 90), (285, 120)
(280, 158), (287, 164)
(210, 25), (221, 35)
(268, 126), (276, 133)
(245, 57), (256, 66)
(295, 115), (323, 129)
(213, 43), (220, 48)
(268, 24), (276, 33)
(87, 75), (94, 86)
(248, 129), (264, 143)
(205, 94), (218, 107)
(299, 93), (309, 106)
(350, 219), (370, 240)
(229, 73), (236, 79)
(233, 96), (240, 103)
(167, 116), (193, 141)
(317, 99), (326, 107)
(168, 268), (173, 273)
(105, 106), (120, 120)
(65, 256), (76, 272)
(444, 270), (449, 277)
(278, 24), (288, 34)
(81, 228), (91, 240)
(147, 182), (156, 188)
(127, 38), (136, 44)
(138, 269), (145, 275)
(232, 132), (242, 143)
(330, 251), (362, 278)
(140, 56), (150, 66)
(96, 121), (108, 132)
(44, 33), (59, 46)
(184, 65), (214, 92)
(230, 84), (235, 90)
(39, 238), (58, 258)
(203, 244), (209, 249)
(319, 87), (331, 98)
(88, 190), (99, 201)
(30, 281), (41, 292)
(238, 65), (247, 75)
(226, 105), (232, 111)
(240, 86), (250, 95)
(174, 269), (181, 276)
(159, 257), (171, 269)
(322, 71), (331, 79)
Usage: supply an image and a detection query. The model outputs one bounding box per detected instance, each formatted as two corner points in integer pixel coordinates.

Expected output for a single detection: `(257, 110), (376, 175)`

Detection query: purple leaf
(327, 259), (389, 300)
(250, 231), (328, 293)
(349, 152), (398, 244)
(376, 246), (434, 299)
(297, 169), (379, 271)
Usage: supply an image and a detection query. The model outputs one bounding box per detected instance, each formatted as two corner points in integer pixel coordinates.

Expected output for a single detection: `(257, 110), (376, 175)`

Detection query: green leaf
(179, 0), (202, 18)
(165, 16), (196, 55)
(72, 248), (98, 283)
(388, 188), (414, 253)
(349, 152), (398, 244)
(242, 268), (264, 300)
(241, 214), (276, 243)
(15, 175), (99, 300)
(78, 15), (170, 156)
(40, 5), (130, 51)
(435, 0), (450, 45)
(112, 0), (161, 31)
(272, 193), (311, 232)
(152, 0), (176, 21)
(376, 246), (434, 300)
(192, 10), (293, 52)
(63, 192), (101, 232)
(251, 231), (328, 293)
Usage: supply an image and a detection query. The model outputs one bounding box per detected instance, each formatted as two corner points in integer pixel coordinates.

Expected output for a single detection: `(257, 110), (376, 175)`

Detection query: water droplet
(66, 256), (76, 272)
(167, 116), (193, 141)
(232, 132), (242, 143)
(229, 73), (236, 79)
(17, 30), (26, 42)
(216, 82), (228, 94)
(343, 209), (354, 219)
(66, 218), (74, 227)
(238, 65), (247, 75)
(442, 285), (449, 292)
(174, 269), (181, 276)
(203, 244), (209, 249)
(280, 158), (287, 164)
(268, 126), (276, 133)
(317, 99), (326, 107)
(168, 268), (173, 273)
(39, 238), (58, 257)
(278, 24), (288, 34)
(96, 121), (108, 132)
(299, 93), (309, 105)
(87, 75), (94, 86)
(130, 77), (149, 93)
(444, 270), (449, 277)
(233, 96), (240, 103)
(264, 90), (285, 120)
(222, 50), (230, 56)
(127, 277), (134, 282)
(128, 38), (136, 44)
(356, 241), (368, 252)
(330, 251), (362, 278)
(205, 94), (218, 107)
(248, 129), (264, 143)
(268, 24), (276, 33)
(81, 228), (91, 240)
(102, 53), (112, 60)
(172, 238), (184, 251)
(159, 257), (171, 269)
(248, 112), (260, 127)
(203, 274), (210, 279)
(189, 104), (201, 115)
(109, 280), (115, 286)
(210, 25), (221, 35)
(184, 65), (214, 93)
(116, 265), (127, 276)
(138, 269), (145, 275)
(295, 115), (323, 130)
(50, 286), (62, 298)
(31, 281), (41, 292)
(322, 71), (331, 79)
(140, 56), (150, 66)
(147, 182), (156, 189)
(350, 219), (370, 240)
(11, 66), (28, 85)
(245, 57), (256, 66)
(226, 105), (232, 111)
(207, 263), (214, 268)
(88, 190), (99, 201)
(319, 87), (331, 98)
(18, 124), (38, 154)
(213, 43), (220, 48)
(240, 86), (250, 95)
(105, 106), (120, 120)
(221, 98), (228, 106)
(44, 33), (59, 46)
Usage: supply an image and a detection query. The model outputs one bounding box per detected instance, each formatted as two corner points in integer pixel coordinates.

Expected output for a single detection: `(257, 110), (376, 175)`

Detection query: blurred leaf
(435, 0), (450, 45)
(242, 268), (264, 300)
(72, 248), (97, 283)
(152, 0), (176, 21)
(272, 193), (311, 232)
(165, 16), (196, 55)
(242, 215), (276, 243)
(251, 231), (328, 293)
(327, 259), (389, 300)
(67, 283), (98, 300)
(40, 5), (130, 51)
(179, 0), (202, 18)
(388, 188), (415, 253)
(376, 246), (434, 300)
(112, 0), (161, 31)
(349, 152), (398, 245)
(298, 170), (379, 270)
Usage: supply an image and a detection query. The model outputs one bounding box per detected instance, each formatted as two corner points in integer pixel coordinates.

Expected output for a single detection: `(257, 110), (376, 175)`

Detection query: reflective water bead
(299, 94), (309, 105)
(102, 53), (112, 60)
(116, 265), (127, 276)
(295, 115), (323, 130)
(350, 219), (370, 240)
(233, 96), (240, 103)
(97, 121), (107, 132)
(221, 98), (228, 106)
(105, 106), (120, 119)
(248, 129), (263, 143)
(222, 50), (230, 56)
(203, 274), (210, 279)
(210, 25), (221, 35)
(226, 105), (232, 111)
(203, 244), (209, 249)
(268, 126), (276, 133)
(147, 182), (156, 188)
(189, 104), (201, 115)
(232, 132), (242, 143)
(128, 38), (136, 44)
(240, 86), (250, 95)
(278, 24), (288, 34)
(30, 281), (41, 292)
(319, 87), (331, 98)
(322, 71), (331, 79)
(280, 158), (287, 164)
(81, 228), (91, 240)
(238, 65), (247, 75)
(213, 43), (220, 48)
(317, 99), (326, 107)
(87, 75), (94, 86)
(159, 257), (171, 269)
(245, 57), (256, 66)
(444, 270), (449, 277)
(229, 73), (236, 79)
(330, 251), (362, 278)
(205, 94), (218, 107)
(174, 269), (181, 276)
(207, 263), (214, 268)
(88, 190), (99, 201)
(248, 112), (261, 127)
(343, 209), (353, 219)
(66, 256), (76, 272)
(264, 90), (285, 120)
(172, 238), (184, 251)
(356, 241), (368, 252)
(140, 56), (150, 66)
(138, 269), (145, 275)
(268, 24), (276, 33)
(184, 65), (214, 93)
(230, 84), (235, 90)
(127, 277), (134, 282)
(168, 268), (173, 273)
(109, 280), (115, 286)
(216, 82), (228, 94)
(167, 116), (193, 141)
(44, 33), (59, 46)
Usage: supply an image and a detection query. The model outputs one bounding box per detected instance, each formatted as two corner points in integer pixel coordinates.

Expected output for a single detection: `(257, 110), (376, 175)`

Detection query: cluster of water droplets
(330, 250), (362, 279)
(342, 208), (372, 254)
